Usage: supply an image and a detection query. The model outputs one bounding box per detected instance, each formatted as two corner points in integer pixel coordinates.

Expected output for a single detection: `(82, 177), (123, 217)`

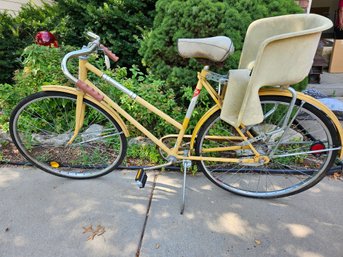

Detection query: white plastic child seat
(178, 36), (234, 62)
(220, 14), (333, 127)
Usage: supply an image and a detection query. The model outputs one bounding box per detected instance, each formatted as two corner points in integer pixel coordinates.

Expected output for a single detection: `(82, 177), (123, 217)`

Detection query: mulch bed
(0, 141), (157, 168)
(1, 141), (342, 180)
(1, 142), (27, 163)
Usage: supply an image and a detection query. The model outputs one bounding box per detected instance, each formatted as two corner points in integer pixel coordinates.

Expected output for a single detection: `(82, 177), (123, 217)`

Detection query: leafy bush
(0, 3), (58, 84)
(53, 0), (155, 69)
(0, 43), (179, 165)
(0, 0), (156, 84)
(0, 13), (21, 84)
(140, 0), (303, 93)
(126, 143), (162, 165)
(96, 66), (186, 137)
(292, 77), (309, 92)
(0, 44), (74, 131)
(0, 44), (188, 138)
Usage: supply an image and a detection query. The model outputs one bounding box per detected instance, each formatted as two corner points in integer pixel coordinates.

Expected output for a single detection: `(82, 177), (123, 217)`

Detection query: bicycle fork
(66, 56), (90, 145)
(67, 91), (86, 145)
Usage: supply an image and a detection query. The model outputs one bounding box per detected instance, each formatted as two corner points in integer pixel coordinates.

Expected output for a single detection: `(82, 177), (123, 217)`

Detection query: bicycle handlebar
(61, 32), (118, 83)
(61, 43), (98, 83)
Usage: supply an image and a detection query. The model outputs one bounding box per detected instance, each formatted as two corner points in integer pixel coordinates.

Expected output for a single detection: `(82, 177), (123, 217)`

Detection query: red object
(192, 88), (201, 98)
(310, 142), (326, 157)
(35, 31), (58, 48)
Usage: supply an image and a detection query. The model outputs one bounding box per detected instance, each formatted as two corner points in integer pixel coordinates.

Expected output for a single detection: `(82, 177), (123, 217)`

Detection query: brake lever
(104, 55), (111, 70)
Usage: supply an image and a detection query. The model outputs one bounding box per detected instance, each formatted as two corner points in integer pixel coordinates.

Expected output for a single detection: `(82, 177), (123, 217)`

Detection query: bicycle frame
(42, 56), (269, 164)
(42, 47), (343, 162)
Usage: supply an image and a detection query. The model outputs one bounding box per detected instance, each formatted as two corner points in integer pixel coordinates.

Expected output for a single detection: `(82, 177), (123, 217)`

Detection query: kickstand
(180, 151), (191, 215)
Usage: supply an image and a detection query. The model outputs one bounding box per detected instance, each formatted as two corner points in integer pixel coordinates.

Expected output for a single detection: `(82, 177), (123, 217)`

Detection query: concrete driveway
(0, 166), (342, 257)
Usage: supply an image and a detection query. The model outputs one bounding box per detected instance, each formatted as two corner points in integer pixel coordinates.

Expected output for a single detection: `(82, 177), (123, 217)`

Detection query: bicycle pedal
(135, 169), (147, 188)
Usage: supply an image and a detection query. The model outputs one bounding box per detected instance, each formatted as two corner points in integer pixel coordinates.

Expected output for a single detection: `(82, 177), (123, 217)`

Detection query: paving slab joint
(136, 172), (159, 257)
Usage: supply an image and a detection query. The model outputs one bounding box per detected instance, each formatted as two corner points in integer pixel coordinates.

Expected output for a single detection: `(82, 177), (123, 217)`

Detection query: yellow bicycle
(9, 14), (343, 199)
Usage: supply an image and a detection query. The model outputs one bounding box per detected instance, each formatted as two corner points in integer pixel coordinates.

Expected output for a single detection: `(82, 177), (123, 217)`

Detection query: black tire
(10, 91), (127, 179)
(195, 95), (339, 198)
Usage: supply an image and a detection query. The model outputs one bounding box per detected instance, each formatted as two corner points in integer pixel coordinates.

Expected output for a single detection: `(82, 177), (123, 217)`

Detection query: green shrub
(0, 44), (187, 138)
(98, 66), (185, 137)
(292, 77), (309, 92)
(0, 44), (74, 131)
(42, 0), (156, 69)
(0, 3), (58, 84)
(126, 143), (161, 165)
(0, 1), (156, 84)
(0, 13), (21, 84)
(140, 0), (303, 95)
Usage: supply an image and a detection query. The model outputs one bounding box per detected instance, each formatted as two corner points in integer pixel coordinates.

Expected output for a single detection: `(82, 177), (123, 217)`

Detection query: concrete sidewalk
(308, 72), (343, 97)
(0, 166), (342, 257)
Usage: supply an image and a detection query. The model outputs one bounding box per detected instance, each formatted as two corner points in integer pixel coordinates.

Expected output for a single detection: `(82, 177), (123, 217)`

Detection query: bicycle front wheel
(195, 95), (339, 198)
(10, 91), (127, 178)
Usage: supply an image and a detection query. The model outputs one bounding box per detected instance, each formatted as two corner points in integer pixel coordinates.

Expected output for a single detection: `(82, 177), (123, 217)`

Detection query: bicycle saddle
(177, 36), (234, 62)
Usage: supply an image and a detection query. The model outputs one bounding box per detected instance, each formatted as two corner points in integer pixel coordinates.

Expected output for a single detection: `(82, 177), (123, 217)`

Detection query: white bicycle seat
(177, 36), (234, 62)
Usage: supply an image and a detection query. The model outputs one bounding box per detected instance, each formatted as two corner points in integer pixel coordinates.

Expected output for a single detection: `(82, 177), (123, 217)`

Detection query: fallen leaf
(87, 233), (97, 241)
(155, 243), (160, 249)
(94, 225), (106, 236)
(83, 224), (106, 241)
(254, 239), (261, 245)
(82, 225), (93, 234)
(331, 172), (342, 180)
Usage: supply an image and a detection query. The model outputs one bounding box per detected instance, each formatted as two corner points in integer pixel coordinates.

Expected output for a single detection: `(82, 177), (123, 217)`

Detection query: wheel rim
(197, 98), (336, 198)
(12, 94), (125, 178)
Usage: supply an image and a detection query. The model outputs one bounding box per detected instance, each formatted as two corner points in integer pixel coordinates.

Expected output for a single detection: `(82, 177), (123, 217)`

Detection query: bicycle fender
(260, 89), (343, 159)
(41, 85), (129, 137)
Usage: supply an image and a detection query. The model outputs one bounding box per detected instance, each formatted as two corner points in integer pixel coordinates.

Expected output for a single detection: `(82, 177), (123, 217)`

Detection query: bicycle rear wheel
(10, 91), (127, 178)
(195, 95), (339, 198)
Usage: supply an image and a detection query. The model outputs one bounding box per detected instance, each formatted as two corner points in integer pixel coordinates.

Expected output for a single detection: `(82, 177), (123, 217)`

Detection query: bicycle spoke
(196, 96), (337, 198)
(11, 92), (127, 178)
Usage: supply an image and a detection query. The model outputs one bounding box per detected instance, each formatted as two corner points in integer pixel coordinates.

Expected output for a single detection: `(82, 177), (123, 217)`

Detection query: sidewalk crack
(136, 172), (158, 257)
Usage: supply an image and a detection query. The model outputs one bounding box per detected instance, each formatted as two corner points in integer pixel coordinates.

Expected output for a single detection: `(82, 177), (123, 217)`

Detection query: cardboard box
(329, 40), (343, 73)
